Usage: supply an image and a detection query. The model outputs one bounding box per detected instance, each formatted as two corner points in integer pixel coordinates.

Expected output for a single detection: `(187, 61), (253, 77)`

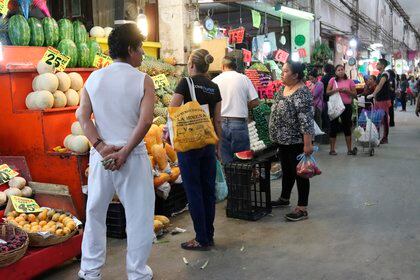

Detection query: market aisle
(39, 108), (420, 280)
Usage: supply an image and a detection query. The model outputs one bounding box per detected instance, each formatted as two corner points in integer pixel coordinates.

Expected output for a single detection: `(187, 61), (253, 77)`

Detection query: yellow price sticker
(10, 196), (42, 214)
(152, 74), (169, 89)
(0, 0), (10, 17)
(41, 47), (71, 72)
(0, 164), (18, 185)
(93, 53), (113, 68)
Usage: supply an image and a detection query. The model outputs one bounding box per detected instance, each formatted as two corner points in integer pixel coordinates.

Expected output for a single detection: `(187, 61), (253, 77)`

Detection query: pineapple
(153, 116), (166, 126)
(162, 94), (172, 107)
(154, 107), (168, 118)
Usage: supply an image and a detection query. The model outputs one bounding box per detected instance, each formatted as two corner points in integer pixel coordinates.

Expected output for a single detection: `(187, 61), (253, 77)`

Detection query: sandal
(329, 151), (337, 155)
(181, 239), (210, 251)
(347, 150), (356, 155)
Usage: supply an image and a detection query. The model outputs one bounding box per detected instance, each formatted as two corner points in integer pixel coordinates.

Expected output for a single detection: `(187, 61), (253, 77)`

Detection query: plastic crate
(106, 224), (126, 239)
(155, 183), (188, 217)
(106, 202), (126, 239)
(224, 160), (272, 221)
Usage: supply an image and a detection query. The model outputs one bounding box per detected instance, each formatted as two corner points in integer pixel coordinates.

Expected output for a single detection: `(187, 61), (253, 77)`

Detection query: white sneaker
(78, 270), (101, 280)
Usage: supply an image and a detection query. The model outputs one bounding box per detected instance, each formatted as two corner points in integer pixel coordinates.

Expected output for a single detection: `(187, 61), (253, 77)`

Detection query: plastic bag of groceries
(296, 148), (322, 179)
(359, 112), (380, 146)
(353, 126), (364, 140)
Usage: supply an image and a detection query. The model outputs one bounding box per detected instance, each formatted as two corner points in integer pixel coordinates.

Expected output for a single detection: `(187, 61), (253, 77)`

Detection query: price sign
(93, 53), (113, 68)
(257, 86), (275, 100)
(298, 48), (307, 58)
(0, 164), (18, 185)
(251, 10), (261, 28)
(0, 0), (10, 17)
(152, 74), (169, 89)
(274, 49), (289, 63)
(10, 196), (42, 213)
(228, 27), (245, 45)
(242, 49), (251, 63)
(41, 47), (71, 72)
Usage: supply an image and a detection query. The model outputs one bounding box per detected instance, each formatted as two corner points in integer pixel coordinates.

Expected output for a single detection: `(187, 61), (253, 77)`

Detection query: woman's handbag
(327, 79), (345, 120)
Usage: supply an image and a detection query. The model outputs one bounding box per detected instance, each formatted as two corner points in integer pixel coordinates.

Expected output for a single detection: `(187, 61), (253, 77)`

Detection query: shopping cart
(354, 101), (381, 156)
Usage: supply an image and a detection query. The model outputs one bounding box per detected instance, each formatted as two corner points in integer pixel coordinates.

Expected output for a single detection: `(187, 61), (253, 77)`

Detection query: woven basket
(0, 224), (29, 267)
(28, 228), (78, 247)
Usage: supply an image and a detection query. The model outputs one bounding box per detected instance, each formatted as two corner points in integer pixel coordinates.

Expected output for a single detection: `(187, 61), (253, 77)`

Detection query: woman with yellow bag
(169, 49), (222, 250)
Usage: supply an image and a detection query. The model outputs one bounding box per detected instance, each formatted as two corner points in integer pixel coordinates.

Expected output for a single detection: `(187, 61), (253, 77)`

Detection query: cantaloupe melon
(26, 92), (38, 109)
(0, 192), (6, 205)
(4, 188), (22, 197)
(68, 72), (83, 91)
(33, 73), (59, 92)
(55, 72), (71, 92)
(71, 121), (84, 135)
(63, 134), (74, 148)
(37, 60), (55, 74)
(104, 27), (113, 37)
(68, 135), (90, 153)
(21, 186), (33, 198)
(65, 89), (79, 106)
(32, 76), (39, 91)
(90, 26), (105, 38)
(52, 90), (67, 108)
(8, 176), (26, 189)
(35, 90), (54, 109)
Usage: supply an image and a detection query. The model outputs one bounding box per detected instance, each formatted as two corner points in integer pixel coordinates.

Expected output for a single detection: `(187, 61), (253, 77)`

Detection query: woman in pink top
(326, 65), (357, 155)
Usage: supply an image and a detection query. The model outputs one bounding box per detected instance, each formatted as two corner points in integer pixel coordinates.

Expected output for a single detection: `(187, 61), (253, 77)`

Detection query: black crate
(106, 202), (126, 239)
(224, 160), (272, 221)
(155, 183), (188, 217)
(106, 224), (127, 239)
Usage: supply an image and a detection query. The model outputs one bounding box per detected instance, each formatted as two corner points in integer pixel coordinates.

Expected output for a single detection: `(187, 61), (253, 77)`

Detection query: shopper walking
(308, 69), (324, 128)
(367, 59), (392, 144)
(212, 56), (259, 163)
(399, 74), (409, 112)
(77, 24), (155, 280)
(408, 76), (417, 105)
(386, 69), (396, 127)
(269, 61), (314, 221)
(170, 49), (222, 250)
(320, 63), (335, 138)
(326, 65), (357, 155)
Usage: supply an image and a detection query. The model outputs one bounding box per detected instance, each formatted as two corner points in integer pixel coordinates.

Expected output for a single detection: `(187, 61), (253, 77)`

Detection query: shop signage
(297, 48), (307, 58)
(295, 35), (306, 47)
(251, 10), (261, 28)
(274, 49), (289, 63)
(93, 53), (113, 68)
(41, 47), (71, 72)
(0, 0), (10, 17)
(10, 196), (42, 213)
(152, 74), (169, 89)
(228, 27), (245, 44)
(0, 164), (18, 185)
(242, 49), (251, 63)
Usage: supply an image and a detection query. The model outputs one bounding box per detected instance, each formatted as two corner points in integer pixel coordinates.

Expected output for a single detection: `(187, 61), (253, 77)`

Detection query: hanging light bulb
(136, 10), (148, 37)
(192, 20), (203, 45)
(349, 38), (358, 48)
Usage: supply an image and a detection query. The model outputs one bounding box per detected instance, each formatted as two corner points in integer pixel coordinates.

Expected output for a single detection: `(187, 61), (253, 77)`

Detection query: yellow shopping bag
(167, 78), (218, 152)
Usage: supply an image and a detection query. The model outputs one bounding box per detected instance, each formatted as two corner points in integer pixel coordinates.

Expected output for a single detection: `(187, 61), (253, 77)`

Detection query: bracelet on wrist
(93, 138), (103, 149)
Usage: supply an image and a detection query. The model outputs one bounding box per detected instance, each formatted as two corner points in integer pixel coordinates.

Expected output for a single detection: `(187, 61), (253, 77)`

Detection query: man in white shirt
(212, 56), (259, 163)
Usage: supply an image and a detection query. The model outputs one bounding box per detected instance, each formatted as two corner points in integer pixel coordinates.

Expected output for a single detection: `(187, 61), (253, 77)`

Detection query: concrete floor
(38, 108), (420, 280)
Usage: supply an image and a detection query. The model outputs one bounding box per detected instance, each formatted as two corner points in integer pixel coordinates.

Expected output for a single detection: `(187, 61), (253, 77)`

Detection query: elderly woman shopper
(269, 61), (314, 221)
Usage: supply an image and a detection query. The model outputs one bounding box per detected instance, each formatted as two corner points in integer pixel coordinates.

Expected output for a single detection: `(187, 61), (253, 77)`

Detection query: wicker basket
(28, 228), (78, 247)
(0, 224), (29, 267)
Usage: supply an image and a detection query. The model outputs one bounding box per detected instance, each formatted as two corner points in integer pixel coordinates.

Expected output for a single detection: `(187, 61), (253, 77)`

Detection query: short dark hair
(401, 74), (407, 81)
(334, 64), (348, 80)
(286, 61), (306, 81)
(323, 63), (335, 75)
(222, 56), (237, 70)
(309, 69), (318, 78)
(369, 75), (377, 81)
(108, 23), (145, 59)
(378, 59), (389, 67)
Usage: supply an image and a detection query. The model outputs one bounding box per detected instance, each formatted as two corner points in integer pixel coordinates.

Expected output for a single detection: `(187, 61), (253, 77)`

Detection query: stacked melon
(62, 121), (90, 154)
(89, 26), (113, 38)
(26, 61), (84, 110)
(144, 125), (180, 188)
(0, 177), (34, 207)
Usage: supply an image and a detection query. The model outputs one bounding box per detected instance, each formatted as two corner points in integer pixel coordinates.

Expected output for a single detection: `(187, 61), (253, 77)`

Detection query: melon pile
(60, 121), (90, 154)
(26, 61), (84, 110)
(89, 26), (113, 38)
(0, 177), (34, 206)
(145, 125), (180, 188)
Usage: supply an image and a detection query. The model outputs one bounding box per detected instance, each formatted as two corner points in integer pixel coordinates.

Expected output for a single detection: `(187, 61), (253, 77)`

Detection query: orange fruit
(39, 221), (47, 227)
(58, 214), (67, 223)
(19, 213), (27, 220)
(66, 221), (76, 231)
(55, 229), (64, 236)
(18, 220), (27, 226)
(52, 213), (60, 222)
(63, 227), (71, 235)
(6, 216), (14, 221)
(15, 217), (24, 223)
(38, 211), (47, 221)
(28, 214), (36, 223)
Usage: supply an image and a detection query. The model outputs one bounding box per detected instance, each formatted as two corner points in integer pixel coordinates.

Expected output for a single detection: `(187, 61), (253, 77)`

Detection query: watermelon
(73, 20), (87, 44)
(58, 19), (74, 41)
(234, 150), (254, 160)
(77, 43), (90, 67)
(28, 18), (44, 46)
(8, 15), (30, 46)
(57, 39), (78, 68)
(43, 17), (59, 47)
(87, 40), (102, 66)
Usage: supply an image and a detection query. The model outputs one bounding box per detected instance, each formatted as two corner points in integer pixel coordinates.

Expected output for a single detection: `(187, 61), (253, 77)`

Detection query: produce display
(27, 17), (44, 46)
(42, 17), (59, 47)
(0, 224), (28, 253)
(154, 215), (170, 233)
(58, 121), (90, 154)
(0, 177), (34, 207)
(248, 121), (267, 152)
(249, 62), (270, 73)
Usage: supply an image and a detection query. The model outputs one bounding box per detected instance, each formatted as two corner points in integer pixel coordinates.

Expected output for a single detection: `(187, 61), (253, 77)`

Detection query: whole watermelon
(73, 20), (87, 44)
(58, 39), (78, 68)
(87, 40), (102, 66)
(28, 18), (44, 46)
(58, 19), (74, 41)
(43, 17), (59, 47)
(8, 15), (30, 46)
(77, 43), (90, 67)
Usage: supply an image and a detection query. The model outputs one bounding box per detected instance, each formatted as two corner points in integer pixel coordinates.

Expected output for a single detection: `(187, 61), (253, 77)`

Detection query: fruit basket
(0, 223), (29, 267)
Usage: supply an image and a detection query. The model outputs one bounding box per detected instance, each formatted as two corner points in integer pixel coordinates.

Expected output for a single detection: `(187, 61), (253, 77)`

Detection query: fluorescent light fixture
(346, 49), (354, 56)
(280, 6), (314, 21)
(291, 51), (300, 62)
(192, 21), (203, 45)
(136, 13), (148, 37)
(349, 38), (357, 48)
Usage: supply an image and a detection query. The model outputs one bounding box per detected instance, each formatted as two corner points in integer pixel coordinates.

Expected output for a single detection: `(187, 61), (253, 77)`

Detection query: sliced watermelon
(8, 15), (30, 46)
(58, 19), (74, 41)
(234, 150), (254, 160)
(28, 17), (44, 46)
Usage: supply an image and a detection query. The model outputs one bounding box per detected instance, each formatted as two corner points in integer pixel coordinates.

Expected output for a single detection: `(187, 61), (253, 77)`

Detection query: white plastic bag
(357, 96), (366, 108)
(314, 121), (325, 136)
(360, 112), (379, 146)
(353, 126), (364, 140)
(328, 92), (345, 120)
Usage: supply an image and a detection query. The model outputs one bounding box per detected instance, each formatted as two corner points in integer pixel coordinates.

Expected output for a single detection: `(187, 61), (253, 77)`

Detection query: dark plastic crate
(155, 183), (188, 217)
(224, 160), (272, 221)
(106, 224), (126, 239)
(106, 202), (126, 239)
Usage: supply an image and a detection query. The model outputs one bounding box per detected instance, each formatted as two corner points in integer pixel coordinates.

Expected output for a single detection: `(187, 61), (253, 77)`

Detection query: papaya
(165, 144), (177, 163)
(153, 173), (170, 188)
(151, 144), (168, 171)
(169, 167), (180, 183)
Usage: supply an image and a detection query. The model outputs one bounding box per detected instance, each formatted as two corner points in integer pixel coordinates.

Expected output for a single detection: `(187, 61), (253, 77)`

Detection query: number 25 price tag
(10, 195), (42, 213)
(41, 47), (71, 72)
(93, 53), (113, 68)
(152, 74), (169, 89)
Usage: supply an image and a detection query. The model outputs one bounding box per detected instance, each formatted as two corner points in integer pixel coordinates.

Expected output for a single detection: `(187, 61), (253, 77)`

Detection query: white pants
(79, 148), (155, 280)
